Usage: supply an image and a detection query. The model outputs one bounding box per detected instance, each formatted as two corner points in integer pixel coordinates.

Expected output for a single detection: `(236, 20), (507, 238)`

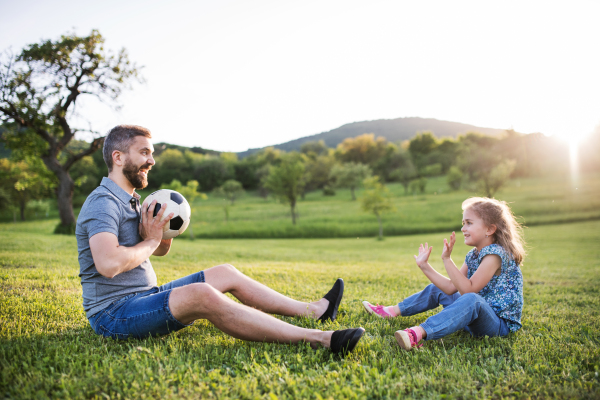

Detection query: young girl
(363, 197), (525, 350)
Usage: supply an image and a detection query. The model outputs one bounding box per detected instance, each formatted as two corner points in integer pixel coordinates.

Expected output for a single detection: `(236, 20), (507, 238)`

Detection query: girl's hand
(442, 232), (456, 260)
(414, 242), (433, 269)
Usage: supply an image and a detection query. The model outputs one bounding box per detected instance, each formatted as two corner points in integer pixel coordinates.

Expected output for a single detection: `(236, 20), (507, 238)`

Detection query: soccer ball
(143, 189), (191, 239)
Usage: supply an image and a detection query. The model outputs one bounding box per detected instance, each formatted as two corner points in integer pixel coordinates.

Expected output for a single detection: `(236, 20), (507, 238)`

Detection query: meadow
(1, 214), (599, 398)
(3, 173), (600, 240)
(162, 173), (600, 239)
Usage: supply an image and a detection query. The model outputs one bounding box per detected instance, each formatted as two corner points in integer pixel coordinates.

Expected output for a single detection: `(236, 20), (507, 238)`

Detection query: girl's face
(461, 208), (494, 249)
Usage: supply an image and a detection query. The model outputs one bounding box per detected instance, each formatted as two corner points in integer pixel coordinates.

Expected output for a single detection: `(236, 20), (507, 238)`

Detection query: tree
(371, 144), (410, 181)
(335, 133), (389, 166)
(300, 140), (329, 158)
(420, 163), (442, 177)
(0, 30), (141, 233)
(264, 154), (306, 225)
(214, 179), (245, 205)
(212, 179), (244, 223)
(457, 136), (516, 197)
(0, 157), (54, 220)
(477, 159), (516, 198)
(251, 146), (283, 166)
(408, 131), (439, 170)
(151, 149), (193, 190)
(255, 164), (271, 199)
(304, 154), (335, 193)
(0, 187), (11, 219)
(447, 166), (463, 191)
(329, 162), (372, 200)
(69, 154), (100, 197)
(416, 177), (428, 194)
(234, 157), (261, 190)
(390, 161), (418, 194)
(192, 156), (235, 191)
(434, 138), (459, 173)
(360, 176), (395, 240)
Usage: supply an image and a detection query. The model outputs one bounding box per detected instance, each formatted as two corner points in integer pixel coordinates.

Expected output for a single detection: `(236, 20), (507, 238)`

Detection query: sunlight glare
(568, 140), (579, 186)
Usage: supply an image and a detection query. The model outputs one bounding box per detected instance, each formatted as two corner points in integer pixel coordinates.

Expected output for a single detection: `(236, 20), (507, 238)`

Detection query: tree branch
(0, 103), (55, 148)
(63, 136), (105, 171)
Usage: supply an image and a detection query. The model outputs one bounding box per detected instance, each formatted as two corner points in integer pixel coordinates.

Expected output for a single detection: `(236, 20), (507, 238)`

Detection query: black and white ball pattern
(143, 189), (191, 239)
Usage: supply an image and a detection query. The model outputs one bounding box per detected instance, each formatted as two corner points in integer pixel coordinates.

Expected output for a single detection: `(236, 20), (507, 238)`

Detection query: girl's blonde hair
(462, 197), (526, 264)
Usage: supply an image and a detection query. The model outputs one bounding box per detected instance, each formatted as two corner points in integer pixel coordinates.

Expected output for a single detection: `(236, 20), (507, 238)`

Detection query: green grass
(3, 173), (599, 239)
(159, 173), (600, 238)
(1, 219), (599, 398)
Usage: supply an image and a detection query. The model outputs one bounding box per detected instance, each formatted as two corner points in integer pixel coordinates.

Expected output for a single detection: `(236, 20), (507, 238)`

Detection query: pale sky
(1, 0), (599, 152)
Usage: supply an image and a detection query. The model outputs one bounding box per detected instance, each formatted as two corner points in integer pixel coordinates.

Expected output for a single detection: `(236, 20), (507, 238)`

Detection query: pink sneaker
(394, 328), (423, 351)
(362, 301), (394, 318)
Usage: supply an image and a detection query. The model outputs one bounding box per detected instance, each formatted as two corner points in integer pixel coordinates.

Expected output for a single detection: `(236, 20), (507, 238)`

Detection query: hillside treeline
(124, 129), (599, 195)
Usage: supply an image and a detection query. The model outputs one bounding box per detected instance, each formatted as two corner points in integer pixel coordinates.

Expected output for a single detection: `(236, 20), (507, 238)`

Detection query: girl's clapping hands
(442, 232), (456, 260)
(414, 242), (433, 269)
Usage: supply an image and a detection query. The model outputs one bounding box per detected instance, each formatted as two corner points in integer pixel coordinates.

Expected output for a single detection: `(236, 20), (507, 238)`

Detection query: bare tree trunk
(291, 199), (296, 225)
(19, 200), (26, 221)
(56, 170), (76, 227)
(44, 156), (76, 230)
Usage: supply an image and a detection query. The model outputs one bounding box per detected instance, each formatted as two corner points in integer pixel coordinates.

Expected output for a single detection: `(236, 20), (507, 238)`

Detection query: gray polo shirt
(76, 177), (157, 318)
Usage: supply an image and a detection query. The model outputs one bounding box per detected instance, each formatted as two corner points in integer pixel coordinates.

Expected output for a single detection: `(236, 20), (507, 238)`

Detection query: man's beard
(123, 159), (150, 190)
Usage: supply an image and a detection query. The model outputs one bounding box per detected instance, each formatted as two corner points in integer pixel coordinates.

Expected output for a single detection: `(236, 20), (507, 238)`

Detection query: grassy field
(1, 217), (599, 398)
(169, 173), (600, 239)
(3, 173), (600, 239)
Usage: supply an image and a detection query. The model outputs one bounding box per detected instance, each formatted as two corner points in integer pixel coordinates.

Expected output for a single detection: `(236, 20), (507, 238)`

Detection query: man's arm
(90, 232), (161, 278)
(90, 200), (173, 278)
(153, 239), (173, 256)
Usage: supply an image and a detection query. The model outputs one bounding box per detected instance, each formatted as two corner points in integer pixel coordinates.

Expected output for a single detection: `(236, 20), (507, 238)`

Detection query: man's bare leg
(169, 282), (332, 348)
(203, 264), (330, 319)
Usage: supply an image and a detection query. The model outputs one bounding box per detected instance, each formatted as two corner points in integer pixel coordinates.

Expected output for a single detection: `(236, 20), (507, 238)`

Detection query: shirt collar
(100, 177), (141, 205)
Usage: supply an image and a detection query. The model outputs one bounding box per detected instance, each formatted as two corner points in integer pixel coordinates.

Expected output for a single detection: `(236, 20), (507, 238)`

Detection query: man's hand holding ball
(140, 199), (174, 243)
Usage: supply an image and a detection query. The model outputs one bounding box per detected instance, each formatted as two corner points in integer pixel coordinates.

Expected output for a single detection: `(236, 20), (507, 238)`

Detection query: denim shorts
(88, 270), (205, 340)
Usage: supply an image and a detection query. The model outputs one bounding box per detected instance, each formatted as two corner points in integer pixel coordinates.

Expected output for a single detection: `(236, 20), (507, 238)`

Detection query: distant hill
(237, 117), (511, 158)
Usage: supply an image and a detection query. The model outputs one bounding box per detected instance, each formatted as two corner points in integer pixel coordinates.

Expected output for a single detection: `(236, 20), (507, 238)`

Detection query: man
(76, 125), (364, 354)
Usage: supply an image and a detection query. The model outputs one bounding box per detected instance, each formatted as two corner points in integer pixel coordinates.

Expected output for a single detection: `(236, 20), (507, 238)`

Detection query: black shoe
(318, 278), (344, 322)
(330, 327), (365, 355)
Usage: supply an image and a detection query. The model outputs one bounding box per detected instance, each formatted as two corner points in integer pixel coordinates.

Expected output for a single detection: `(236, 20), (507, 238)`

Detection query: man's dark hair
(103, 125), (152, 172)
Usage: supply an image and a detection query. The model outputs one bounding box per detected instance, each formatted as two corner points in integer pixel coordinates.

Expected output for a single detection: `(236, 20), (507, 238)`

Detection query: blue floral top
(466, 244), (523, 332)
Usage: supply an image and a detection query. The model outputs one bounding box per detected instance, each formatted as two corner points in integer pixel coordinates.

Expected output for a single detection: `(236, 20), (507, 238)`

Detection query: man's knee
(181, 283), (223, 306)
(170, 283), (228, 323)
(212, 263), (239, 275)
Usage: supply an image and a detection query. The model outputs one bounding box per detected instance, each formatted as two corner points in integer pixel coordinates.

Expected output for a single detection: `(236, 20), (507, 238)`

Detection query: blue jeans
(398, 284), (509, 341)
(88, 271), (205, 340)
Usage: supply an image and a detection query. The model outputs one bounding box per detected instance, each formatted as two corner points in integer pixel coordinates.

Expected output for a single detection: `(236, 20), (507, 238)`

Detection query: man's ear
(112, 150), (124, 168)
(487, 224), (497, 236)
